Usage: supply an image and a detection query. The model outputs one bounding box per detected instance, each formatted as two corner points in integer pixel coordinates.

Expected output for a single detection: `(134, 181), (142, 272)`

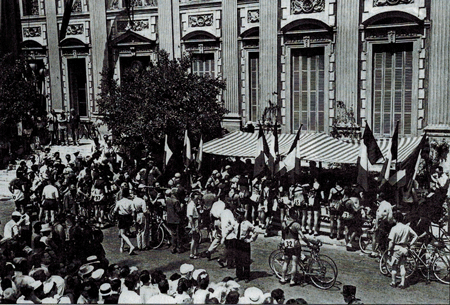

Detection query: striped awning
(203, 131), (422, 164)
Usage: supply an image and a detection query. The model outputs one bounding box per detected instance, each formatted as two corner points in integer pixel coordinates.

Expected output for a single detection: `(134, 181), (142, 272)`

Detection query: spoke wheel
(379, 250), (390, 276)
(309, 257), (337, 290)
(269, 250), (285, 279)
(418, 252), (435, 280)
(149, 224), (165, 249)
(433, 252), (450, 285)
(359, 231), (374, 254)
(381, 250), (417, 279)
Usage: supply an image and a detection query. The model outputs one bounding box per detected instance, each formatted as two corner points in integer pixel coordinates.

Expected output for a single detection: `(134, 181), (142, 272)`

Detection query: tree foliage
(0, 53), (43, 140)
(97, 50), (228, 158)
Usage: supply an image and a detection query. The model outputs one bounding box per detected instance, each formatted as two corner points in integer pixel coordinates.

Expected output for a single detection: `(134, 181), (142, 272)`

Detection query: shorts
(118, 214), (133, 230)
(284, 246), (302, 258)
(389, 246), (409, 266)
(93, 199), (107, 207)
(42, 199), (57, 211)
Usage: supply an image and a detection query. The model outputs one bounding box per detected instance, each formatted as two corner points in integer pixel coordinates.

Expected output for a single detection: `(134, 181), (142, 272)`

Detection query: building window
(292, 48), (325, 132)
(249, 52), (260, 122)
(22, 0), (39, 16)
(373, 43), (413, 136)
(192, 53), (215, 78)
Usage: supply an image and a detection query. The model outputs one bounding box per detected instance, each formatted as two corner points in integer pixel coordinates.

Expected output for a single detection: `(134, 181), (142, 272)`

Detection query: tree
(0, 53), (43, 148)
(97, 50), (228, 162)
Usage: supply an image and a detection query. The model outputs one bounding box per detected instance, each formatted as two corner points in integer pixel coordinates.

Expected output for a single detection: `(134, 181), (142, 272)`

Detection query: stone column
(45, 0), (63, 110)
(158, 0), (177, 58)
(335, 0), (360, 115)
(428, 0), (450, 125)
(259, 0), (279, 119)
(90, 0), (107, 113)
(222, 0), (240, 118)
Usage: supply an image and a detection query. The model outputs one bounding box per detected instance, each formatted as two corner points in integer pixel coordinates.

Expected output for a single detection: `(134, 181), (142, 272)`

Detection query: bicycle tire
(319, 254), (338, 275)
(359, 231), (374, 254)
(149, 224), (165, 249)
(379, 250), (390, 276)
(432, 252), (450, 285)
(269, 250), (284, 279)
(309, 257), (337, 290)
(380, 250), (417, 279)
(108, 205), (116, 223)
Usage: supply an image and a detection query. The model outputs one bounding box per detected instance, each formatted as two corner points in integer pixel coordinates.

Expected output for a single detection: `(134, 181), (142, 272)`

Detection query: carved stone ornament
(373, 0), (413, 6)
(117, 20), (149, 32)
(291, 0), (325, 14)
(23, 26), (41, 37)
(248, 10), (259, 23)
(188, 14), (214, 27)
(66, 24), (84, 36)
(72, 0), (82, 13)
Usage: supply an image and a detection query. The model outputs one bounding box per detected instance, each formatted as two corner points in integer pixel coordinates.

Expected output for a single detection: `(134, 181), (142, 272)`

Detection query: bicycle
(269, 240), (338, 290)
(379, 240), (450, 285)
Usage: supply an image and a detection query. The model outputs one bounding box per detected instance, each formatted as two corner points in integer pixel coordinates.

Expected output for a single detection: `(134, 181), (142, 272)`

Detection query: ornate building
(17, 0), (450, 138)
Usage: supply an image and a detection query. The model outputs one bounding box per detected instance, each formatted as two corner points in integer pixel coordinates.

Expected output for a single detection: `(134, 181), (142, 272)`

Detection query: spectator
(271, 288), (285, 304)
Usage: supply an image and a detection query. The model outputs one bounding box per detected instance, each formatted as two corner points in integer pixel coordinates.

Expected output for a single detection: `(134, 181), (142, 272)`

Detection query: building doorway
(68, 58), (88, 117)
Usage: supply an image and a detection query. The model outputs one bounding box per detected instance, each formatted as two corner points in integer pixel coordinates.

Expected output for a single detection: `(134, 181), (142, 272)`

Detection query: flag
(60, 0), (75, 41)
(389, 134), (427, 188)
(184, 129), (192, 168)
(357, 123), (383, 191)
(269, 122), (279, 175)
(196, 135), (203, 171)
(163, 134), (173, 171)
(254, 127), (271, 177)
(278, 124), (302, 174)
(379, 121), (399, 186)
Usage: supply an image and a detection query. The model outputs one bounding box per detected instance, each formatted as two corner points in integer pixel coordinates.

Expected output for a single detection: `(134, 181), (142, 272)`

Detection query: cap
(40, 223), (52, 232)
(78, 264), (94, 278)
(86, 255), (98, 263)
(244, 287), (264, 304)
(12, 211), (22, 217)
(175, 173), (181, 178)
(192, 269), (207, 281)
(179, 263), (194, 275)
(91, 269), (105, 280)
(99, 283), (112, 296)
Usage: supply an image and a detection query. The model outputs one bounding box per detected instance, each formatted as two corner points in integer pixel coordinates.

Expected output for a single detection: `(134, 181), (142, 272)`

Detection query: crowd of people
(1, 133), (448, 303)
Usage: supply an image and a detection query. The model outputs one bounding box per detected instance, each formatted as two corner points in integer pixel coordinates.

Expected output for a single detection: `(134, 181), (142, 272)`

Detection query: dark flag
(379, 121), (399, 186)
(254, 127), (271, 177)
(60, 0), (75, 41)
(357, 123), (383, 191)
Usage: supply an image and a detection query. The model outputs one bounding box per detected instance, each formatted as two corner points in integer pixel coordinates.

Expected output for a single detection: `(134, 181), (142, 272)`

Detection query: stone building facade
(17, 0), (450, 138)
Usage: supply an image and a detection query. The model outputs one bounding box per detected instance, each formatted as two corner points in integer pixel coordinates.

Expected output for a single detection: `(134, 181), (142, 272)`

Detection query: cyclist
(280, 208), (313, 286)
(388, 211), (418, 289)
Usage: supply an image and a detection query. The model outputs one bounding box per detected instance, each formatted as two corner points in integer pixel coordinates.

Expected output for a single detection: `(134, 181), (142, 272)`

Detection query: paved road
(1, 200), (449, 304)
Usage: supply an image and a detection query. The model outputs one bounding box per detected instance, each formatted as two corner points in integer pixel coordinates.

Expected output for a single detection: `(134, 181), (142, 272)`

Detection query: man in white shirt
(41, 179), (59, 223)
(219, 201), (237, 268)
(132, 186), (148, 251)
(187, 191), (201, 259)
(113, 188), (136, 254)
(2, 211), (25, 240)
(204, 196), (225, 260)
(118, 276), (141, 304)
(146, 279), (176, 304)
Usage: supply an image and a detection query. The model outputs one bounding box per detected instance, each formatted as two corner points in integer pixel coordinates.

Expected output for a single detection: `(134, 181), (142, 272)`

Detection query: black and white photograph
(0, 0), (449, 304)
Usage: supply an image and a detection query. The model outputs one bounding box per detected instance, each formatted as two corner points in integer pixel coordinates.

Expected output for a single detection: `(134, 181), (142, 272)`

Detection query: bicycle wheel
(309, 257), (337, 289)
(379, 250), (390, 276)
(381, 250), (417, 279)
(418, 252), (434, 280)
(359, 231), (374, 254)
(149, 224), (165, 249)
(432, 252), (450, 285)
(269, 250), (285, 279)
(319, 254), (338, 275)
(107, 205), (116, 223)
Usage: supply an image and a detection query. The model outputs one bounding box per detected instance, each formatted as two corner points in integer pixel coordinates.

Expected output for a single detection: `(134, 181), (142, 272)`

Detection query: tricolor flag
(379, 121), (399, 186)
(389, 134), (427, 188)
(278, 124), (302, 175)
(254, 127), (272, 177)
(184, 129), (192, 168)
(269, 122), (280, 175)
(60, 0), (75, 41)
(163, 134), (173, 171)
(357, 123), (383, 192)
(196, 135), (203, 171)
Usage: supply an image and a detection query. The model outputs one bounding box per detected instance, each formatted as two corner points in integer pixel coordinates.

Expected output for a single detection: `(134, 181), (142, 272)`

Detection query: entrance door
(68, 58), (88, 117)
